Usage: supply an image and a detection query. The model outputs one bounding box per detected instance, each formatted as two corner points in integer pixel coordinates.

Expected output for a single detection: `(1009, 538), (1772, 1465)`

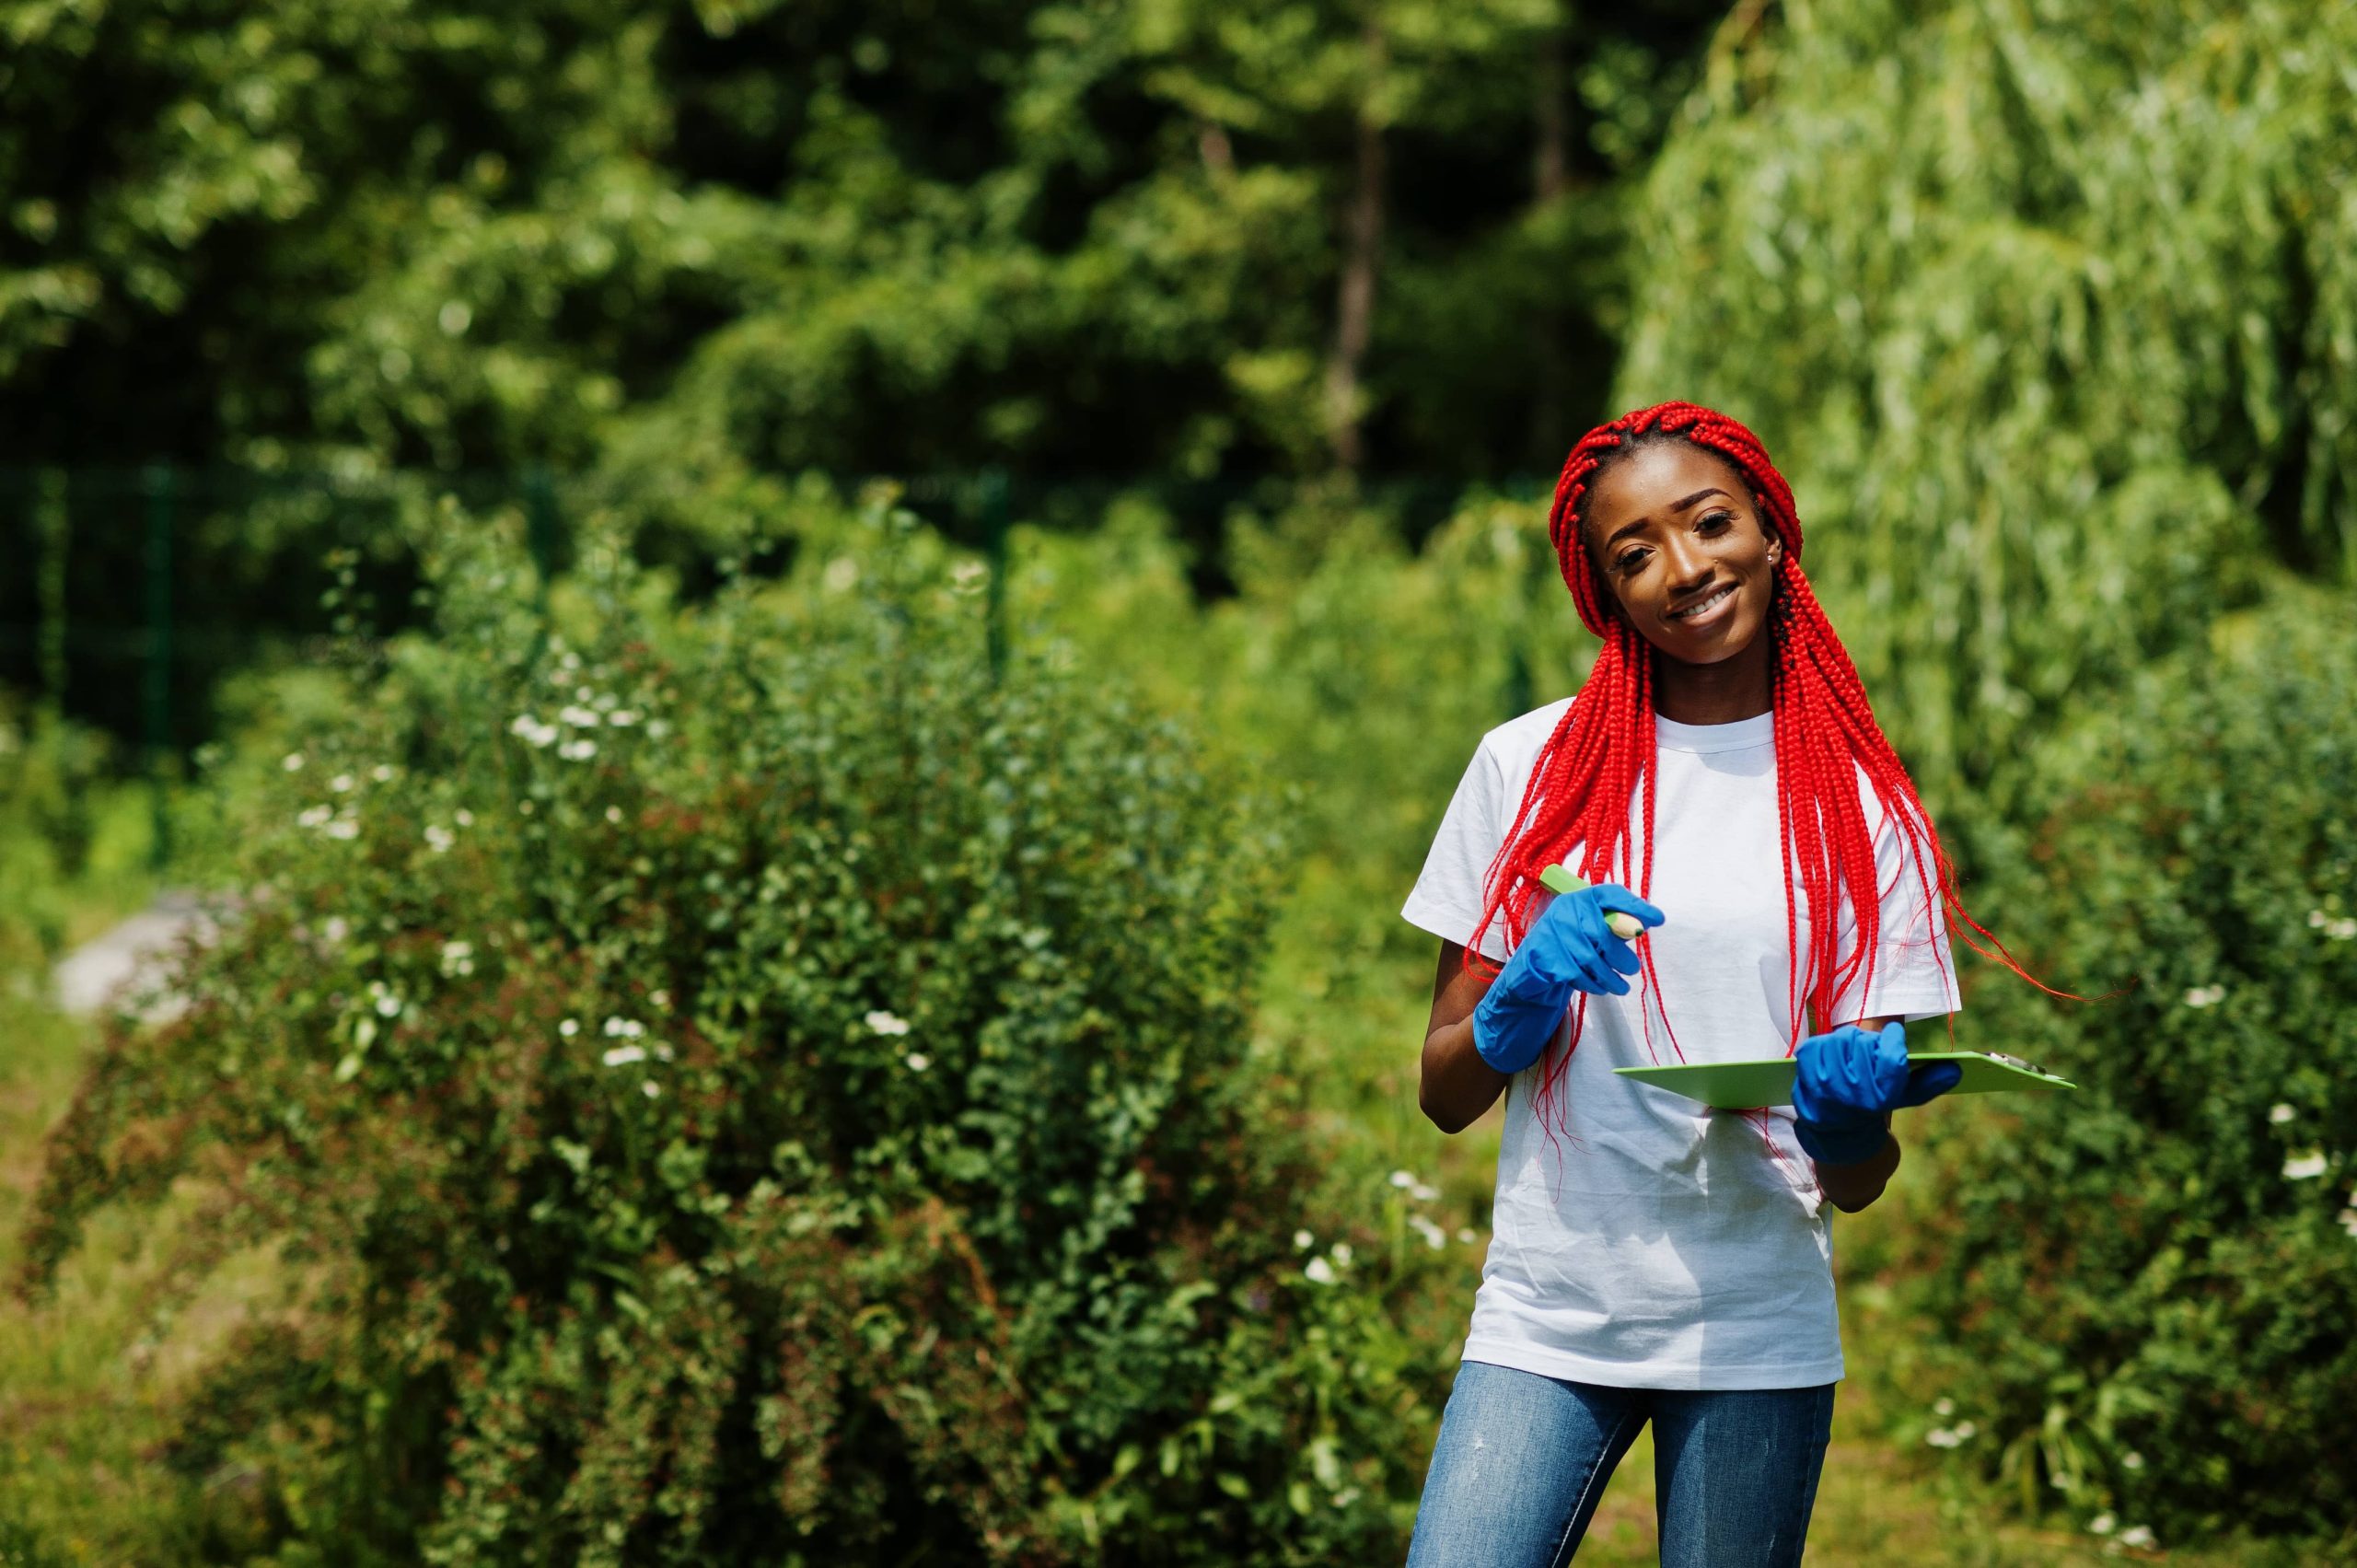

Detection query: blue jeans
(1404, 1359), (1836, 1567)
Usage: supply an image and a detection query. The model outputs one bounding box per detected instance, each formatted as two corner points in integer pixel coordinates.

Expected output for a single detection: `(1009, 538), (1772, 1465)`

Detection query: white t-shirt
(1399, 700), (1961, 1390)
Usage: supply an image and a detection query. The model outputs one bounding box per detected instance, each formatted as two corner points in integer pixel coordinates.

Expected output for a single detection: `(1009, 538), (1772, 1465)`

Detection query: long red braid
(1460, 401), (2061, 1149)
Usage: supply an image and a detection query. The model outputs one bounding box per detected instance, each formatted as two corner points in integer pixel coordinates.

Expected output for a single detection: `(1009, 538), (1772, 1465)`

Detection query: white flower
(559, 1018), (579, 1038)
(905, 1052), (931, 1072)
(1389, 1169), (1415, 1189)
(602, 1045), (646, 1067)
(2330, 918), (2357, 941)
(425, 823), (456, 854)
(373, 991), (402, 1018)
(2339, 1207), (2357, 1239)
(604, 806), (622, 823)
(1457, 1226), (1477, 1245)
(321, 916), (349, 945)
(646, 719), (669, 739)
(951, 559), (989, 589)
(2182, 983), (2225, 1008)
(560, 704), (602, 727)
(558, 738), (598, 761)
(865, 1010), (911, 1036)
(1933, 1397), (1956, 1417)
(1952, 1420), (1977, 1439)
(283, 751), (306, 771)
(642, 1080), (661, 1098)
(371, 763), (394, 782)
(603, 1016), (644, 1039)
(2088, 1513), (2116, 1536)
(2270, 1103), (2297, 1124)
(1924, 1428), (1962, 1448)
(298, 804), (334, 829)
(454, 808), (475, 827)
(1302, 1257), (1337, 1285)
(509, 714), (559, 748)
(650, 989), (669, 1009)
(439, 940), (475, 978)
(1329, 1241), (1353, 1266)
(2313, 909), (2330, 928)
(2283, 1151), (2329, 1180)
(606, 710), (638, 726)
(1294, 1229), (1314, 1251)
(575, 685), (595, 703)
(1411, 1182), (1440, 1202)
(2118, 1526), (2154, 1549)
(823, 557), (859, 592)
(329, 773), (354, 793)
(1409, 1214), (1447, 1249)
(325, 817), (359, 841)
(2121, 1451), (2144, 1470)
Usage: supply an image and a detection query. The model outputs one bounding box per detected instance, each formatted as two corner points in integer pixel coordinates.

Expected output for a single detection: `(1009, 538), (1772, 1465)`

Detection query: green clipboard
(1528, 864), (2076, 1109)
(1614, 1052), (2074, 1110)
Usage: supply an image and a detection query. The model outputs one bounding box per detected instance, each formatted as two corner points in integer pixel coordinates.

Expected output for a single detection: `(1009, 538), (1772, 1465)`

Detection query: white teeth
(1672, 587), (1733, 620)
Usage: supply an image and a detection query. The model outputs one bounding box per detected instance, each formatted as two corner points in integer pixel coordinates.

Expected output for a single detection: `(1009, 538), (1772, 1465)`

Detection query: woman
(1397, 401), (2043, 1566)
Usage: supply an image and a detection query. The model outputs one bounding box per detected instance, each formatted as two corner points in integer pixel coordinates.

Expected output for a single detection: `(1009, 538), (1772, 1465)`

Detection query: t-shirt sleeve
(1400, 739), (1513, 962)
(1822, 773), (1963, 1025)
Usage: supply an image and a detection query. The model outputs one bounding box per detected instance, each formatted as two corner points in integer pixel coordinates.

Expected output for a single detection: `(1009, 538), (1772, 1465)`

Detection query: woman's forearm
(1813, 1121), (1901, 1212)
(1420, 1014), (1512, 1134)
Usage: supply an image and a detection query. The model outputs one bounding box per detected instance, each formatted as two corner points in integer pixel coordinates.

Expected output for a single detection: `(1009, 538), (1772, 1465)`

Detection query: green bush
(15, 494), (1457, 1564)
(1897, 587), (2357, 1548)
(0, 691), (121, 978)
(1007, 486), (1605, 1010)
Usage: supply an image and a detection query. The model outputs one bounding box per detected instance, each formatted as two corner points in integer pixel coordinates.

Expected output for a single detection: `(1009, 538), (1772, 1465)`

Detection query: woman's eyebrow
(1604, 487), (1732, 547)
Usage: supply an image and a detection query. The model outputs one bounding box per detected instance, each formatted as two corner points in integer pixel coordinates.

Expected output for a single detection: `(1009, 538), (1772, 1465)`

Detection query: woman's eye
(1615, 547), (1648, 572)
(1698, 509), (1736, 532)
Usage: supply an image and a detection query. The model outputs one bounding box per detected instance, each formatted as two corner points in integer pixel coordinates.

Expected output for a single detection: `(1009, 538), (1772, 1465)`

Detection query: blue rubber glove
(1790, 1020), (1963, 1166)
(1471, 882), (1666, 1075)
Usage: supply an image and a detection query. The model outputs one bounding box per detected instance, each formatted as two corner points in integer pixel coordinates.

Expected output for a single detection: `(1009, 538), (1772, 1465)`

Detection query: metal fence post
(525, 464), (561, 610)
(34, 468), (68, 717)
(142, 463), (175, 870)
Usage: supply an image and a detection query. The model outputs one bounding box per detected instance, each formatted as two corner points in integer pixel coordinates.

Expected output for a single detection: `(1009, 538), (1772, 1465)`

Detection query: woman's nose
(1657, 530), (1711, 588)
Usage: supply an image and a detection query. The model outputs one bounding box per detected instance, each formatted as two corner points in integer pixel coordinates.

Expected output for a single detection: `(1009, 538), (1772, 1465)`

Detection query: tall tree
(1613, 0), (2357, 795)
(0, 0), (1720, 486)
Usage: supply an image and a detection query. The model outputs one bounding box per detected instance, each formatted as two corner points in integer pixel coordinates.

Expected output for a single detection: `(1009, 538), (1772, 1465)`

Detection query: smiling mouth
(1666, 585), (1736, 621)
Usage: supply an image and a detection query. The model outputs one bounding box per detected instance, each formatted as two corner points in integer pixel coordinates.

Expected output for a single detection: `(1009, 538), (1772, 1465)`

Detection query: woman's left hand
(1790, 1020), (1961, 1166)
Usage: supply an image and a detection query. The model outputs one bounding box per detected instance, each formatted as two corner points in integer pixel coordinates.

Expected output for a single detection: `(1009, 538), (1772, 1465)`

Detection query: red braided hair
(1460, 401), (2061, 1148)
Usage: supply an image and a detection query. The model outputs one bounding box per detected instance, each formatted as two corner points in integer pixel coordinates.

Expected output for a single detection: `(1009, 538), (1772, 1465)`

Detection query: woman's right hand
(1469, 881), (1666, 1074)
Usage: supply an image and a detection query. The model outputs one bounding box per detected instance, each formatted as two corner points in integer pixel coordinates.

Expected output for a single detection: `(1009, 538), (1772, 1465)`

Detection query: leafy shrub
(0, 691), (119, 978)
(1008, 486), (1605, 1008)
(16, 494), (1455, 1564)
(1897, 587), (2357, 1546)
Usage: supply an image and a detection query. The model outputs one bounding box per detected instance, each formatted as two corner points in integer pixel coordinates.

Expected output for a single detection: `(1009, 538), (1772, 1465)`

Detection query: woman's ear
(1747, 489), (1782, 564)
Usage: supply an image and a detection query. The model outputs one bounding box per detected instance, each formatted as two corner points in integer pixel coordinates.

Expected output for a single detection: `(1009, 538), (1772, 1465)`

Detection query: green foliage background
(6, 0), (2357, 1560)
(15, 501), (1471, 1562)
(0, 0), (1719, 482)
(1895, 596), (2357, 1545)
(1613, 0), (2355, 798)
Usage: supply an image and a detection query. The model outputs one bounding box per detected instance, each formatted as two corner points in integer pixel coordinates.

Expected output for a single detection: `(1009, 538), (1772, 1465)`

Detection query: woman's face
(1582, 441), (1782, 667)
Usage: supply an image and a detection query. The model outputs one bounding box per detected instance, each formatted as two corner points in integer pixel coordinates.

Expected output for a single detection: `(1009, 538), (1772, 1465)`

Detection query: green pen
(1538, 863), (1649, 942)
